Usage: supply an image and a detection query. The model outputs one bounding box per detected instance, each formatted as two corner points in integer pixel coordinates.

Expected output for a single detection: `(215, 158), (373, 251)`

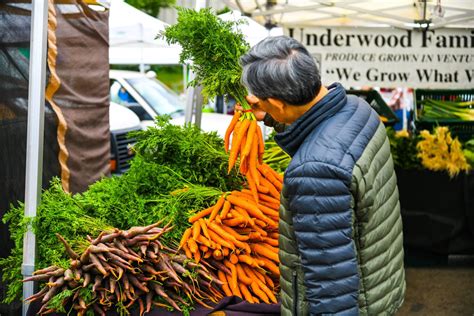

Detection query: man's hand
(235, 95), (266, 121)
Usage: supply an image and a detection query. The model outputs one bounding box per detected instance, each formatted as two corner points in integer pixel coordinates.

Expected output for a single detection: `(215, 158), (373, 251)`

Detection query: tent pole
(22, 0), (49, 314)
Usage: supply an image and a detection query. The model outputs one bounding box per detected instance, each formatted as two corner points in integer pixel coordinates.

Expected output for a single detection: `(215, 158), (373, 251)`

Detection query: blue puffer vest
(275, 83), (405, 315)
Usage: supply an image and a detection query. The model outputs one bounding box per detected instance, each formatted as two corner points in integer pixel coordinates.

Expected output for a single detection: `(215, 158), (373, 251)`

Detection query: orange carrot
(179, 228), (192, 249)
(198, 219), (211, 241)
(187, 239), (198, 253)
(209, 195), (226, 222)
(258, 257), (280, 277)
(239, 132), (248, 175)
(220, 225), (249, 241)
(192, 222), (201, 240)
(246, 170), (259, 203)
(194, 249), (201, 263)
(225, 273), (242, 298)
(258, 176), (280, 199)
(218, 271), (232, 296)
(236, 263), (253, 285)
(222, 247), (230, 257)
(251, 244), (279, 262)
(253, 269), (267, 284)
(224, 111), (241, 153)
(208, 222), (239, 243)
(259, 164), (282, 191)
(255, 124), (265, 165)
(254, 219), (267, 227)
(255, 279), (277, 304)
(248, 232), (263, 241)
(260, 243), (279, 254)
(196, 235), (211, 248)
(213, 249), (223, 261)
(242, 120), (257, 160)
(182, 243), (192, 259)
(259, 201), (280, 211)
(257, 185), (270, 194)
(235, 227), (253, 234)
(203, 250), (212, 259)
(189, 206), (214, 223)
(229, 119), (250, 173)
(239, 284), (254, 303)
(223, 218), (247, 227)
(268, 232), (279, 239)
(250, 282), (270, 304)
(264, 274), (275, 289)
(257, 203), (279, 217)
(250, 222), (268, 237)
(207, 228), (235, 250)
(208, 222), (251, 253)
(229, 253), (239, 265)
(226, 195), (277, 227)
(263, 163), (284, 183)
(224, 260), (238, 291)
(233, 207), (254, 226)
(199, 245), (209, 253)
(238, 255), (259, 268)
(249, 135), (260, 187)
(258, 193), (280, 205)
(220, 200), (232, 220)
(263, 236), (278, 247)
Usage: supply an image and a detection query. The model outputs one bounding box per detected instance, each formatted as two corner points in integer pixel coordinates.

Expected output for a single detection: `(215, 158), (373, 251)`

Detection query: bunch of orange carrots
(225, 111), (274, 202)
(180, 111), (284, 304)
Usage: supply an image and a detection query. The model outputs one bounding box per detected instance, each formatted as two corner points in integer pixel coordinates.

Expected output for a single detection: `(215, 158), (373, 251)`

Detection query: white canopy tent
(109, 0), (181, 65)
(219, 10), (284, 46)
(221, 0), (474, 29)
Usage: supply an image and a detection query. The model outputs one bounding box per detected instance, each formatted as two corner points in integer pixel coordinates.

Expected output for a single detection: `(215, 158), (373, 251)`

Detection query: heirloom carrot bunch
(181, 170), (283, 303)
(163, 7), (285, 304)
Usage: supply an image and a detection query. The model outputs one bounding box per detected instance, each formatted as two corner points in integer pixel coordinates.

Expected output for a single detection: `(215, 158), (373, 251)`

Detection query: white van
(109, 70), (233, 137)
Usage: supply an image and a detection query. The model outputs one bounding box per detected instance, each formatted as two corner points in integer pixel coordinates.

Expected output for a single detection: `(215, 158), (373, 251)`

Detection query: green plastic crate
(346, 90), (398, 126)
(414, 89), (474, 141)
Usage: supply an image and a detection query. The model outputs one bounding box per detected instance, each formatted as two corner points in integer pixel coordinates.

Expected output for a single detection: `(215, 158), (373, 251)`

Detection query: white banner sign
(285, 27), (474, 89)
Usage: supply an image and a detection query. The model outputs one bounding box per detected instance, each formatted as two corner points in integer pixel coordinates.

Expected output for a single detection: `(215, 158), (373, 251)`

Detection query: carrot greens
(161, 7), (251, 109)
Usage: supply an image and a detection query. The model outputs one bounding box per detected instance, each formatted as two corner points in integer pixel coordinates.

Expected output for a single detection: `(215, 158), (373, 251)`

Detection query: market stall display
(2, 116), (283, 314)
(23, 222), (223, 315)
(414, 89), (474, 141)
(346, 90), (399, 126)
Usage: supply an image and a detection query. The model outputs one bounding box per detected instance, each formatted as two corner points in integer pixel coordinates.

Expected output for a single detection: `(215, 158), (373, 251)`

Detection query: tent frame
(21, 0), (49, 315)
(221, 0), (474, 30)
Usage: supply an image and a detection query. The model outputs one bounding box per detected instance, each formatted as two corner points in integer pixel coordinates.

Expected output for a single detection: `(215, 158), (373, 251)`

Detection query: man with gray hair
(239, 35), (405, 315)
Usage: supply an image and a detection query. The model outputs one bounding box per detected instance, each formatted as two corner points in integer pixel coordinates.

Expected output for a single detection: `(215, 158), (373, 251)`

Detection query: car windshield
(125, 77), (184, 116)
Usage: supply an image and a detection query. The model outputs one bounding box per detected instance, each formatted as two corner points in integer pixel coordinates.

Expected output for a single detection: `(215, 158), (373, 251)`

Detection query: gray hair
(240, 36), (321, 106)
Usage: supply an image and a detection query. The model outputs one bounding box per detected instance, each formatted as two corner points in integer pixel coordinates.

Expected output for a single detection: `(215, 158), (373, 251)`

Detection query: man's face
(248, 96), (289, 124)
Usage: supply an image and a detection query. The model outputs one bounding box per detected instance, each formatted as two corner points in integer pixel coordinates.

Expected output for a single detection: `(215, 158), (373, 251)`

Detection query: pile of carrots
(25, 222), (223, 315)
(180, 112), (283, 304)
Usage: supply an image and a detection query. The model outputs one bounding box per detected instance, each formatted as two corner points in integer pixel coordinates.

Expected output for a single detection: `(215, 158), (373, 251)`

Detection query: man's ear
(268, 98), (286, 114)
(246, 95), (260, 104)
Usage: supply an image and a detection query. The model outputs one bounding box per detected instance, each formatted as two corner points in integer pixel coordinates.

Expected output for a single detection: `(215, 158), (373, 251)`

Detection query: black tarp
(1, 0), (110, 313)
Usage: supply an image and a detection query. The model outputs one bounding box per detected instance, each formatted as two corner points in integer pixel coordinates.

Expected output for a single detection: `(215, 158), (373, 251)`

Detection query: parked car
(109, 102), (142, 174)
(109, 70), (233, 138)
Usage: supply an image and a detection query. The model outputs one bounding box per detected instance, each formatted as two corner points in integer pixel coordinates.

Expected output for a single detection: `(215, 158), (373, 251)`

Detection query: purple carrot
(24, 286), (48, 302)
(83, 273), (91, 287)
(33, 266), (58, 275)
(121, 220), (164, 239)
(42, 285), (60, 303)
(128, 274), (149, 293)
(92, 303), (106, 316)
(56, 233), (79, 259)
(89, 253), (108, 276)
(63, 269), (73, 281)
(22, 274), (50, 283)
